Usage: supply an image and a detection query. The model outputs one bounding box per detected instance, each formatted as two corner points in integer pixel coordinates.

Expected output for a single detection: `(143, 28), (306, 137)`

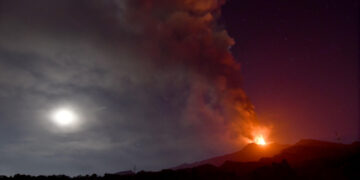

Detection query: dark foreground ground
(1, 140), (359, 180)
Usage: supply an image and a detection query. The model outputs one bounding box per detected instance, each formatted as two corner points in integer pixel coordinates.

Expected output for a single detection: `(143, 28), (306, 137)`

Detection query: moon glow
(51, 108), (78, 127)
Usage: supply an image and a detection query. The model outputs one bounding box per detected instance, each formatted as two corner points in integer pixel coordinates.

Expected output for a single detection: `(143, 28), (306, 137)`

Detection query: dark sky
(0, 0), (358, 176)
(222, 0), (359, 144)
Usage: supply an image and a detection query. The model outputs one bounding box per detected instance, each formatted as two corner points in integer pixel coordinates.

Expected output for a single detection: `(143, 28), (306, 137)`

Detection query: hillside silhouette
(173, 142), (288, 169)
(1, 139), (359, 179)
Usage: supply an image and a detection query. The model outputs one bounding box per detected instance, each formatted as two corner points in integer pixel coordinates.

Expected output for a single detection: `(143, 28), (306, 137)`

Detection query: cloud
(0, 0), (256, 175)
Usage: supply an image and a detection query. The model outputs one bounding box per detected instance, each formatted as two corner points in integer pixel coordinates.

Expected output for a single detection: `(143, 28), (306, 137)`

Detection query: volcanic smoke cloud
(121, 0), (259, 142)
(129, 0), (263, 142)
(0, 0), (262, 174)
(137, 0), (260, 141)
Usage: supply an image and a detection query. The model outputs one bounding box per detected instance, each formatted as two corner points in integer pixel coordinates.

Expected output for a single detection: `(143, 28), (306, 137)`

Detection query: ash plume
(120, 0), (259, 144)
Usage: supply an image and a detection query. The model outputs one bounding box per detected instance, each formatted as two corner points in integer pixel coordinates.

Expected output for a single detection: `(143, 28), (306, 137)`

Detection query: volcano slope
(2, 139), (359, 179)
(173, 142), (289, 169)
(112, 139), (360, 180)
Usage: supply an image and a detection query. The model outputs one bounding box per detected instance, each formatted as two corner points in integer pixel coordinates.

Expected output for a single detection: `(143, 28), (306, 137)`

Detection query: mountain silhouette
(164, 139), (359, 179)
(3, 139), (359, 179)
(173, 142), (288, 169)
(255, 139), (359, 167)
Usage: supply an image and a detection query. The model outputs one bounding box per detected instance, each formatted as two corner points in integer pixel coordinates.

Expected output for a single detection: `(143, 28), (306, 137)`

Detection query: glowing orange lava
(240, 122), (271, 146)
(253, 135), (267, 146)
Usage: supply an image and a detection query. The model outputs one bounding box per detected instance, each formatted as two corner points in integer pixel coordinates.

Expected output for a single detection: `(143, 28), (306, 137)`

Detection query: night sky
(0, 0), (358, 176)
(222, 0), (359, 144)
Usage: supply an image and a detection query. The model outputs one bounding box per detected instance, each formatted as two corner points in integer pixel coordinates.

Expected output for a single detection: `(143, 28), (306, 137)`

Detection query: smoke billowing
(123, 0), (263, 146)
(122, 0), (259, 143)
(0, 0), (261, 175)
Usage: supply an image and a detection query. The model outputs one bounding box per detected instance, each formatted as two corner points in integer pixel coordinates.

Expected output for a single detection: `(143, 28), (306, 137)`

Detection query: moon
(51, 108), (78, 127)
